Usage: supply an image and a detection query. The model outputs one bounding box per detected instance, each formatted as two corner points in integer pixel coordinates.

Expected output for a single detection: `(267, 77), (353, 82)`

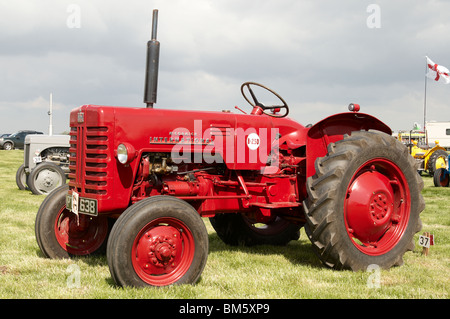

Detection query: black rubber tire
(15, 164), (28, 190)
(107, 196), (209, 287)
(209, 213), (301, 246)
(433, 168), (449, 187)
(3, 142), (13, 150)
(28, 162), (66, 195)
(35, 184), (110, 258)
(304, 130), (424, 271)
(427, 149), (448, 177)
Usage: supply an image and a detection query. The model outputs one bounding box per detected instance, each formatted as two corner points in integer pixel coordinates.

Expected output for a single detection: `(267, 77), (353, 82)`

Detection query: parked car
(0, 130), (43, 150)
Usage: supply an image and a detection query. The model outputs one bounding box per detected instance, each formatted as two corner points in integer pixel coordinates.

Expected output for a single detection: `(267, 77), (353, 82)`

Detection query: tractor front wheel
(15, 164), (28, 190)
(107, 196), (208, 287)
(35, 185), (110, 258)
(433, 168), (449, 187)
(304, 131), (424, 271)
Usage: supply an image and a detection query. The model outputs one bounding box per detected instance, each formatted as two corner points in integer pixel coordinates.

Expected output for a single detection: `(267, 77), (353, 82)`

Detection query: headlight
(117, 144), (128, 164)
(116, 143), (136, 165)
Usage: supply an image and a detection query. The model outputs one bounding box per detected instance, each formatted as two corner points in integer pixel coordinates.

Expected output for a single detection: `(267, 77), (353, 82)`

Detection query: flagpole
(423, 56), (428, 132)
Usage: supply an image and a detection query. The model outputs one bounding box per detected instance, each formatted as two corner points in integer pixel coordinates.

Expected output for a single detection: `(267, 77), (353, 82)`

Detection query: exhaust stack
(144, 9), (160, 108)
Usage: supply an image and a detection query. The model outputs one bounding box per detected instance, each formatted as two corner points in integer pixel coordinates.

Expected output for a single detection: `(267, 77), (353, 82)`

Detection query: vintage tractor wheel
(15, 164), (28, 190)
(107, 196), (208, 287)
(28, 162), (66, 195)
(433, 168), (449, 187)
(427, 149), (448, 176)
(35, 185), (110, 258)
(304, 130), (424, 271)
(209, 213), (300, 246)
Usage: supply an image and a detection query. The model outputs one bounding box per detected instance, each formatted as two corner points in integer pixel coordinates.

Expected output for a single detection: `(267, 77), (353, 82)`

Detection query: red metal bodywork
(306, 112), (391, 177)
(68, 104), (391, 222)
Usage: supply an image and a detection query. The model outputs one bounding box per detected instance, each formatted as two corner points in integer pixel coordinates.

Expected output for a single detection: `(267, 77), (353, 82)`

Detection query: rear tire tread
(304, 130), (424, 271)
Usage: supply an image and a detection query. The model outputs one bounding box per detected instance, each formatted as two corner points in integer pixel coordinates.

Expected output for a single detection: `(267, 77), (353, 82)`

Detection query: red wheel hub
(132, 217), (195, 286)
(344, 160), (410, 255)
(54, 208), (109, 255)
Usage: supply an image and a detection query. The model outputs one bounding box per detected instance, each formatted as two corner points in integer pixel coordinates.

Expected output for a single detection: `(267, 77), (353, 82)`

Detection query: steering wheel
(240, 82), (289, 118)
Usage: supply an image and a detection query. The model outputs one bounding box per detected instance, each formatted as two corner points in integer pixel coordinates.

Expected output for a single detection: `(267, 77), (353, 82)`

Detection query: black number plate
(66, 191), (98, 216)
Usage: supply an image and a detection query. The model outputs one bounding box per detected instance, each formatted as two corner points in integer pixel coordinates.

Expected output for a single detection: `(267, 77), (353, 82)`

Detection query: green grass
(0, 150), (449, 299)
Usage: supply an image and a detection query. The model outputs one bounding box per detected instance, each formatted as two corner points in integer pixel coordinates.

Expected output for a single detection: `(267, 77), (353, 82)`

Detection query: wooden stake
(422, 232), (430, 256)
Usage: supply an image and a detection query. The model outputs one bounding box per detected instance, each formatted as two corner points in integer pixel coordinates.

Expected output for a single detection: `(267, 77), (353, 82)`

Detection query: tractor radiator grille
(24, 142), (30, 170)
(68, 126), (109, 195)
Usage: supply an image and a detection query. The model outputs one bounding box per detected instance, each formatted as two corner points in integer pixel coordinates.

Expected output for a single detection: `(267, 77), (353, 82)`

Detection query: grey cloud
(1, 0), (450, 134)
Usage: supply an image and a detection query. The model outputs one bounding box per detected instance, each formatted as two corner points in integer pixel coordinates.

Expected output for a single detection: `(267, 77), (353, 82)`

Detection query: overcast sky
(1, 0), (450, 135)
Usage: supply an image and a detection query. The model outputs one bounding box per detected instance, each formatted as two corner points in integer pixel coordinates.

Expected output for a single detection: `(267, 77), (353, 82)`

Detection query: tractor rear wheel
(209, 213), (300, 246)
(107, 196), (208, 287)
(304, 130), (424, 271)
(28, 162), (66, 195)
(427, 149), (447, 176)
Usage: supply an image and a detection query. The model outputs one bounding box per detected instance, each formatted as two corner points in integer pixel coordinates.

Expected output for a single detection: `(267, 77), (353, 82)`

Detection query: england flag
(426, 56), (450, 84)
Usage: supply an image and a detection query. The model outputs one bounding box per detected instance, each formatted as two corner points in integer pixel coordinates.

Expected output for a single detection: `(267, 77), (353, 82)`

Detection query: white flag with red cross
(426, 56), (450, 84)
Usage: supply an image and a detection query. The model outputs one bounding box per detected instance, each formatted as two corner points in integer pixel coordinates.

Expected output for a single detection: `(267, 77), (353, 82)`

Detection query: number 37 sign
(418, 233), (434, 249)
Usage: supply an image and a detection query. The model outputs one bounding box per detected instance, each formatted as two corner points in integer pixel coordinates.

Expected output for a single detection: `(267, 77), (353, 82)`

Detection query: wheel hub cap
(369, 191), (392, 224)
(132, 217), (196, 286)
(346, 170), (394, 242)
(135, 224), (184, 275)
(344, 159), (411, 256)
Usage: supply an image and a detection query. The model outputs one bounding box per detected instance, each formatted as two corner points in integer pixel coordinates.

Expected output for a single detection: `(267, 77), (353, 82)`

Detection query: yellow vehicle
(397, 130), (448, 176)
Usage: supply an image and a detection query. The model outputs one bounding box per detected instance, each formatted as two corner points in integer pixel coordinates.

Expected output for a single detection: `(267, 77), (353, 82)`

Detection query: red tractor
(35, 10), (424, 287)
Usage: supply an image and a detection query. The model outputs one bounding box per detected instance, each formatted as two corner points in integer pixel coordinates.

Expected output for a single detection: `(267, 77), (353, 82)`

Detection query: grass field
(0, 150), (449, 299)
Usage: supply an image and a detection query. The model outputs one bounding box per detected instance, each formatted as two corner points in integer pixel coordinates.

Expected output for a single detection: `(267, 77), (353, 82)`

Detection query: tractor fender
(423, 145), (448, 173)
(306, 112), (391, 177)
(423, 145), (447, 160)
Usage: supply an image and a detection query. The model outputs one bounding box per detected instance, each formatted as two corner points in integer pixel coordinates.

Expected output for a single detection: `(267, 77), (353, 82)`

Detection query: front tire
(15, 164), (28, 190)
(35, 185), (110, 258)
(107, 196), (209, 287)
(3, 142), (13, 150)
(433, 168), (449, 187)
(304, 131), (424, 271)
